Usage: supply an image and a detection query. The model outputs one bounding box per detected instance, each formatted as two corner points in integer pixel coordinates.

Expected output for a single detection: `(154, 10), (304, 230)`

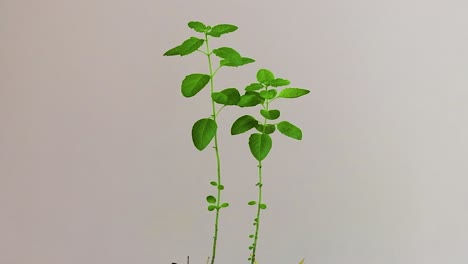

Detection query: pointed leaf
(211, 88), (241, 105)
(181, 74), (210, 97)
(237, 94), (262, 107)
(231, 115), (258, 135)
(206, 195), (216, 204)
(178, 37), (205, 56)
(270, 78), (291, 87)
(298, 258), (305, 264)
(256, 69), (275, 85)
(260, 109), (280, 120)
(248, 133), (272, 161)
(277, 121), (302, 140)
(277, 88), (310, 98)
(255, 124), (276, 134)
(259, 89), (277, 100)
(245, 83), (264, 91)
(207, 24), (238, 37)
(192, 118), (217, 150)
(212, 47), (241, 59)
(188, 21), (207, 32)
(220, 57), (255, 67)
(163, 45), (181, 56)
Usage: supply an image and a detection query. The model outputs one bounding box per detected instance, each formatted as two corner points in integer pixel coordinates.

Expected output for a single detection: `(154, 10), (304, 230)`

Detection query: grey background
(1, 0), (468, 263)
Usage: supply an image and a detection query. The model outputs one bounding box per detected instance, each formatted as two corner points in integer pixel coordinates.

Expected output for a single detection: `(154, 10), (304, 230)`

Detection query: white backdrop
(1, 0), (468, 263)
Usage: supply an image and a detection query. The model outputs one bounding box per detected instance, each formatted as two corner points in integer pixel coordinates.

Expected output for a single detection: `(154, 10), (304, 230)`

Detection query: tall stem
(205, 33), (222, 264)
(251, 161), (263, 264)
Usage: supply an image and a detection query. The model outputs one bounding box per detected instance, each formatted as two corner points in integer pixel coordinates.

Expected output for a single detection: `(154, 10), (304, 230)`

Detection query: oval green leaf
(192, 118), (217, 150)
(248, 201), (256, 205)
(212, 47), (240, 59)
(210, 181), (218, 186)
(178, 37), (204, 56)
(207, 24), (238, 37)
(220, 57), (255, 67)
(259, 89), (277, 100)
(248, 133), (272, 161)
(270, 78), (291, 87)
(221, 203), (229, 208)
(181, 74), (210, 97)
(231, 115), (258, 135)
(211, 88), (241, 105)
(259, 203), (267, 209)
(206, 195), (216, 204)
(217, 185), (224, 190)
(277, 121), (302, 140)
(208, 205), (216, 211)
(237, 94), (262, 107)
(278, 88), (310, 98)
(188, 21), (207, 32)
(245, 83), (264, 91)
(260, 109), (280, 120)
(256, 69), (275, 85)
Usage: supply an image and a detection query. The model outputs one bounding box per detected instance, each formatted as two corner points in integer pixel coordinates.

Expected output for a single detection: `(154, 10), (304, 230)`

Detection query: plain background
(1, 0), (468, 263)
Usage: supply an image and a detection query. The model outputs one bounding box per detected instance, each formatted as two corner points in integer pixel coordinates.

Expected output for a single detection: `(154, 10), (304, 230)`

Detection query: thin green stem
(251, 161), (263, 264)
(205, 33), (223, 264)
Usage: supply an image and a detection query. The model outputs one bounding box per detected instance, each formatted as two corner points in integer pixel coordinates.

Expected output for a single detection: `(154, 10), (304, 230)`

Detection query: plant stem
(205, 33), (223, 264)
(251, 160), (263, 264)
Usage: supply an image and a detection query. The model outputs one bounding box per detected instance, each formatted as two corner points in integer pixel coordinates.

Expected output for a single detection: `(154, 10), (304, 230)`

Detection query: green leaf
(259, 89), (277, 100)
(188, 21), (207, 32)
(270, 78), (291, 87)
(181, 74), (210, 97)
(237, 94), (262, 107)
(277, 88), (310, 98)
(248, 201), (256, 205)
(221, 203), (229, 208)
(163, 45), (181, 56)
(208, 205), (216, 211)
(249, 133), (272, 161)
(211, 88), (241, 105)
(277, 121), (302, 140)
(207, 24), (238, 37)
(255, 124), (276, 134)
(210, 181), (218, 186)
(206, 195), (216, 204)
(192, 118), (217, 150)
(256, 69), (275, 85)
(212, 47), (240, 59)
(217, 185), (224, 190)
(220, 57), (255, 67)
(260, 203), (267, 209)
(245, 83), (264, 91)
(178, 37), (204, 56)
(260, 109), (280, 120)
(231, 115), (258, 135)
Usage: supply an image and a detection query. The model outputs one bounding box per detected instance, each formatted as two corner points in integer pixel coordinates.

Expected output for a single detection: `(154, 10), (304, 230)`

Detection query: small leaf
(248, 201), (256, 205)
(298, 258), (305, 264)
(163, 45), (181, 56)
(207, 24), (238, 37)
(260, 109), (280, 120)
(212, 47), (241, 59)
(217, 185), (224, 190)
(277, 121), (302, 140)
(255, 124), (276, 134)
(237, 94), (262, 107)
(211, 88), (241, 105)
(192, 118), (217, 150)
(210, 181), (218, 186)
(188, 21), (207, 32)
(270, 78), (291, 87)
(206, 195), (216, 204)
(259, 89), (277, 100)
(249, 133), (272, 161)
(245, 83), (264, 91)
(277, 88), (310, 98)
(231, 115), (258, 135)
(181, 74), (210, 97)
(249, 234), (254, 238)
(221, 203), (229, 208)
(208, 205), (216, 211)
(249, 246), (253, 250)
(256, 69), (275, 85)
(178, 37), (205, 56)
(259, 203), (267, 209)
(220, 57), (255, 67)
